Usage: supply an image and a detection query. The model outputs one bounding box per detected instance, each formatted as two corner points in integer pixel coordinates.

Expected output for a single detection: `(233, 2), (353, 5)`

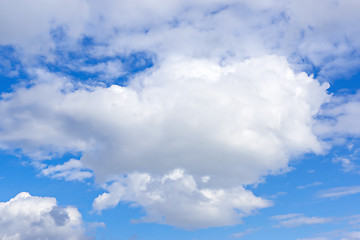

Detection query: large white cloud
(0, 55), (329, 185)
(0, 55), (329, 227)
(0, 192), (88, 240)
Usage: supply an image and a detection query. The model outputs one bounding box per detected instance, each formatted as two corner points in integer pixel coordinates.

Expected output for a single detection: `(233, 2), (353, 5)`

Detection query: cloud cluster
(0, 192), (88, 240)
(2, 0), (360, 230)
(2, 0), (360, 79)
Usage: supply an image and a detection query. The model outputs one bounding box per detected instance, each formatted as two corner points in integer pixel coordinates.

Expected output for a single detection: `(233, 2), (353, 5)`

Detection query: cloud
(230, 228), (259, 239)
(0, 0), (89, 56)
(41, 159), (93, 181)
(0, 192), (88, 240)
(0, 56), (329, 185)
(0, 55), (330, 227)
(271, 213), (331, 228)
(317, 186), (360, 199)
(343, 231), (360, 240)
(4, 0), (360, 230)
(297, 238), (329, 240)
(297, 181), (323, 190)
(1, 0), (360, 81)
(93, 169), (271, 229)
(316, 92), (360, 138)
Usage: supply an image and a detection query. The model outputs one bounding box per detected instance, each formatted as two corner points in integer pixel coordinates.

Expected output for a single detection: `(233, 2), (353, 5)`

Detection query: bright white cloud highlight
(0, 192), (87, 240)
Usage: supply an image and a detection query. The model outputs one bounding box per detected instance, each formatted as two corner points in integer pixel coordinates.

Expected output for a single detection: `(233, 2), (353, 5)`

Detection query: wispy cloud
(317, 186), (360, 199)
(230, 228), (260, 239)
(271, 213), (331, 228)
(297, 181), (323, 190)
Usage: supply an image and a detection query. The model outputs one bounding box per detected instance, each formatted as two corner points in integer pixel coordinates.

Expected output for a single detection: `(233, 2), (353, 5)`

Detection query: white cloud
(333, 157), (356, 173)
(41, 159), (93, 181)
(342, 231), (360, 240)
(4, 0), (360, 230)
(1, 0), (360, 80)
(0, 55), (329, 185)
(0, 192), (88, 240)
(0, 0), (89, 57)
(297, 238), (329, 240)
(272, 213), (331, 228)
(317, 186), (360, 199)
(0, 55), (330, 228)
(230, 228), (259, 239)
(297, 181), (322, 190)
(316, 92), (360, 138)
(93, 169), (271, 229)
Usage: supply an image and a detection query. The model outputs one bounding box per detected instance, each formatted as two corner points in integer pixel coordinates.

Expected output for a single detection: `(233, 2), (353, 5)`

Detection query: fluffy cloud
(0, 55), (329, 184)
(1, 0), (360, 80)
(0, 55), (329, 227)
(5, 0), (359, 229)
(272, 213), (331, 228)
(93, 169), (271, 229)
(0, 192), (88, 240)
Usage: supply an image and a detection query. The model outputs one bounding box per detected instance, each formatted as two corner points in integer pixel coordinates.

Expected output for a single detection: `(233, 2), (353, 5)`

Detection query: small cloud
(297, 181), (322, 190)
(317, 186), (360, 199)
(267, 191), (287, 199)
(41, 159), (93, 181)
(297, 238), (329, 240)
(333, 157), (356, 173)
(230, 228), (260, 239)
(271, 213), (331, 228)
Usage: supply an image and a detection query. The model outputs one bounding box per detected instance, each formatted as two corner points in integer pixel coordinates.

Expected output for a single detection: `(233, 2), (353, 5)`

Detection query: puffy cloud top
(0, 192), (87, 240)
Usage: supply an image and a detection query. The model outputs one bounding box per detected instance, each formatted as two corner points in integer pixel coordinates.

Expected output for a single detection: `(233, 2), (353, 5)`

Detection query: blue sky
(1, 0), (360, 239)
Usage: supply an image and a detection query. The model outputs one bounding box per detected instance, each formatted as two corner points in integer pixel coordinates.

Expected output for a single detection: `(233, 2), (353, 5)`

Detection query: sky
(0, 0), (360, 239)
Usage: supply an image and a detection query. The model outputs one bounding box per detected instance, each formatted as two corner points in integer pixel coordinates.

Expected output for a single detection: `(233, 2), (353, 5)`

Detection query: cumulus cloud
(4, 0), (360, 230)
(93, 169), (271, 229)
(0, 56), (329, 185)
(0, 55), (329, 227)
(271, 213), (331, 228)
(0, 192), (88, 240)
